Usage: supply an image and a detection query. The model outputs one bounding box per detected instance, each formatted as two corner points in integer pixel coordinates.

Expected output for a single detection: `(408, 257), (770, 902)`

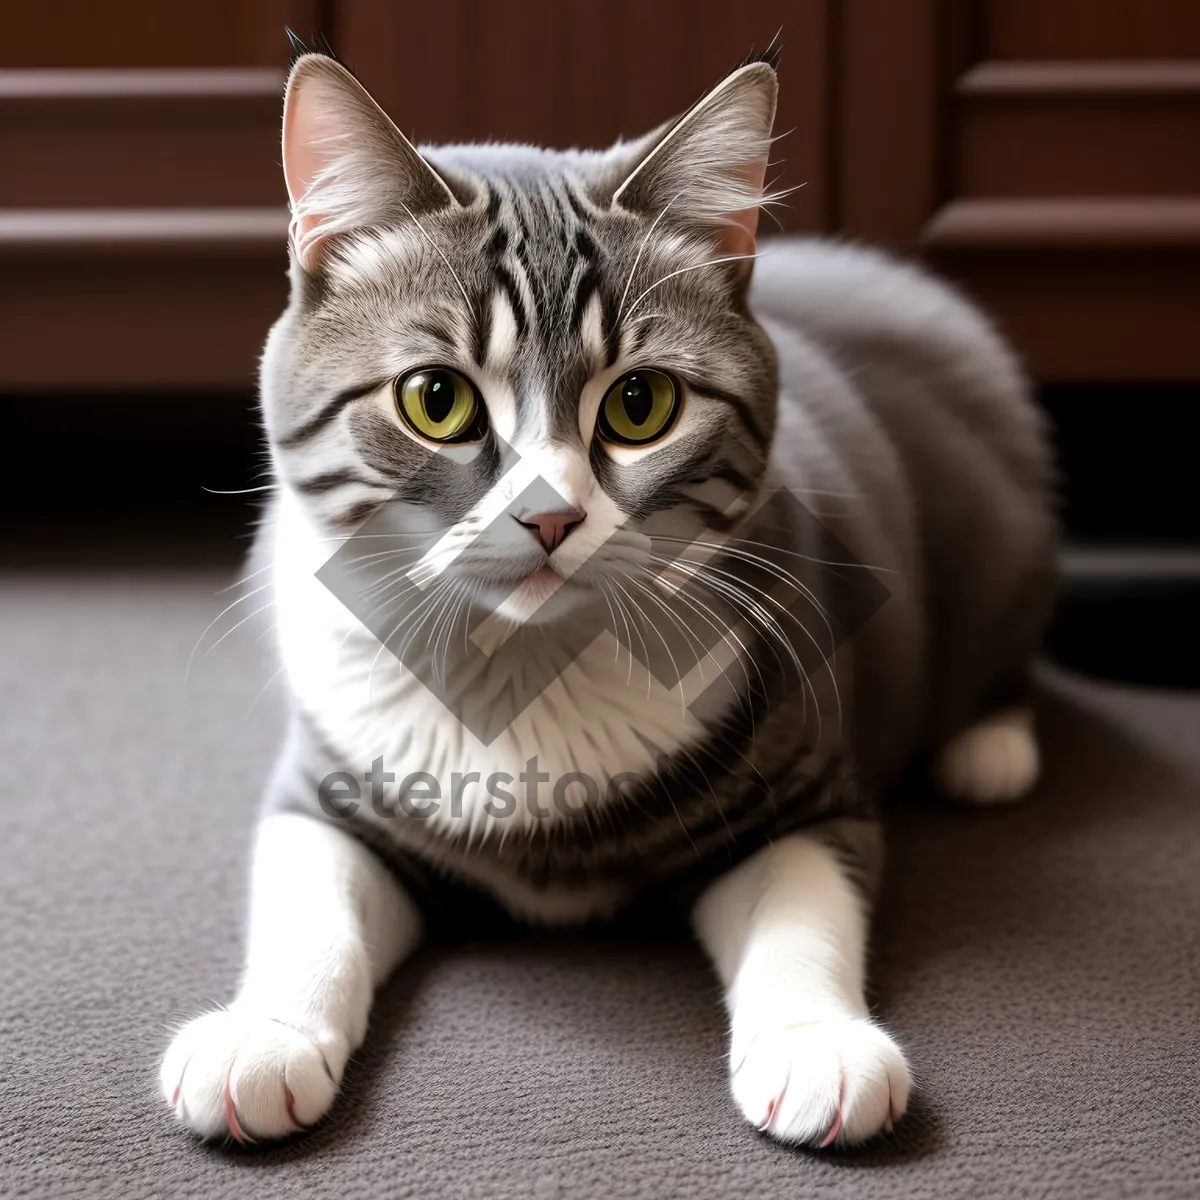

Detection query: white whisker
(616, 189), (684, 326)
(623, 252), (761, 325)
(399, 200), (472, 310)
(203, 599), (277, 659)
(186, 581), (273, 682)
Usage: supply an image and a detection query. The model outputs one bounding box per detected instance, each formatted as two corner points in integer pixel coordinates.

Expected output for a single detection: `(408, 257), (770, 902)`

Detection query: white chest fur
(271, 492), (727, 846)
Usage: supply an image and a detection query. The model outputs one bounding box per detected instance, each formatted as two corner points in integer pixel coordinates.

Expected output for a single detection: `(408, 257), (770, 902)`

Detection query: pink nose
(514, 508), (586, 553)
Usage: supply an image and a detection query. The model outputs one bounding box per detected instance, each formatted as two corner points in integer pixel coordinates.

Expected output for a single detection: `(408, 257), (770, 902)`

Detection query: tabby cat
(161, 46), (1056, 1147)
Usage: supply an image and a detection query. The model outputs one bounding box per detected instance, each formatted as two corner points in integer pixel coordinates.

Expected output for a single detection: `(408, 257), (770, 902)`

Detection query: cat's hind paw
(935, 707), (1040, 805)
(731, 1017), (910, 1148)
(160, 1009), (341, 1142)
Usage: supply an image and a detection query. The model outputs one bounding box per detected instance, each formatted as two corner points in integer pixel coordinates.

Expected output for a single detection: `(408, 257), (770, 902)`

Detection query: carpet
(1, 565), (1198, 1198)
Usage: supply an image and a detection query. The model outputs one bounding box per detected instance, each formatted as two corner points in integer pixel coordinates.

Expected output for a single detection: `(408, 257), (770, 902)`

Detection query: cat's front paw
(160, 1009), (344, 1142)
(731, 1018), (910, 1147)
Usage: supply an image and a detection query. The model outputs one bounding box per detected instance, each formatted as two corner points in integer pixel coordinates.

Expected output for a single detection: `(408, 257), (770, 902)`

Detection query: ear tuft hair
(734, 30), (783, 74)
(284, 29), (346, 73)
(284, 26), (310, 65)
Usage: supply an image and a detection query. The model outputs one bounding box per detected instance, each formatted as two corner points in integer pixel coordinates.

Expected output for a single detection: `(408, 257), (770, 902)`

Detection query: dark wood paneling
(982, 0), (1200, 60)
(955, 63), (1200, 197)
(911, 4), (1200, 379)
(3, 1), (1198, 389)
(833, 0), (941, 248)
(933, 253), (1200, 380)
(0, 62), (291, 388)
(0, 210), (288, 388)
(1, 0), (314, 68)
(0, 260), (285, 389)
(0, 70), (286, 208)
(333, 0), (830, 231)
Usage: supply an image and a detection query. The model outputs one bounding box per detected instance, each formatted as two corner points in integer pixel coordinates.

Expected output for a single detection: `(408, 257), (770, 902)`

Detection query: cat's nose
(513, 507), (586, 553)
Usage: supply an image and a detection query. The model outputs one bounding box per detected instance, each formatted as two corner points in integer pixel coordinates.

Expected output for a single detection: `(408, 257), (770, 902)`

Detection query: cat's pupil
(423, 373), (455, 423)
(622, 377), (653, 426)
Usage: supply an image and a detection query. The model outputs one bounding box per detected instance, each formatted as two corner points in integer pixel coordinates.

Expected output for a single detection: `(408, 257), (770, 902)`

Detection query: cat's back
(752, 237), (1000, 356)
(749, 237), (1058, 752)
(749, 237), (1050, 487)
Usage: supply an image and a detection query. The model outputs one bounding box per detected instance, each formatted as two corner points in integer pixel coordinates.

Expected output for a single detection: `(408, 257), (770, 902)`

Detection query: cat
(160, 46), (1057, 1148)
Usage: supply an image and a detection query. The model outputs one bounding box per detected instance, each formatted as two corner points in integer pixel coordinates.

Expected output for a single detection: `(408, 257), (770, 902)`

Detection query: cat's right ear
(282, 54), (459, 270)
(607, 59), (779, 265)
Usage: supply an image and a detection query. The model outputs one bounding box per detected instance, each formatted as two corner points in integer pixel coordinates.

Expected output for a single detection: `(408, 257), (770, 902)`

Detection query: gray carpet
(2, 566), (1198, 1199)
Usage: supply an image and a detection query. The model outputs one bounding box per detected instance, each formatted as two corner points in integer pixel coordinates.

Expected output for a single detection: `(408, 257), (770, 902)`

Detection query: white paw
(731, 1018), (910, 1147)
(935, 708), (1040, 805)
(161, 1009), (345, 1142)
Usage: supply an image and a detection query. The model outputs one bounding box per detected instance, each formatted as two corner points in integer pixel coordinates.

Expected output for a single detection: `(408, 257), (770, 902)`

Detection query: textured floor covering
(1, 567), (1198, 1199)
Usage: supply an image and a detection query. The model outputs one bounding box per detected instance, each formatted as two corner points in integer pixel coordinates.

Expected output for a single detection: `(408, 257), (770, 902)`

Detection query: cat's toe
(731, 1018), (910, 1147)
(161, 1009), (340, 1142)
(935, 707), (1040, 805)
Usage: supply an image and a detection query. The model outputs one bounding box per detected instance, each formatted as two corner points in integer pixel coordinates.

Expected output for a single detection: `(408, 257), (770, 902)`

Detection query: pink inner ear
(282, 79), (333, 264)
(717, 155), (769, 259)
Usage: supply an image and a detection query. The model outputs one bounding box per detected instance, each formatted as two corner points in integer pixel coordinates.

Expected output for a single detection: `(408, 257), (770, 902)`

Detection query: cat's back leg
(934, 706), (1040, 805)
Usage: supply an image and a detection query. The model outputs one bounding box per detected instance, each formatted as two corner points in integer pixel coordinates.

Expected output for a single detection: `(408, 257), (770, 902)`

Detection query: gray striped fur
(254, 53), (1057, 921)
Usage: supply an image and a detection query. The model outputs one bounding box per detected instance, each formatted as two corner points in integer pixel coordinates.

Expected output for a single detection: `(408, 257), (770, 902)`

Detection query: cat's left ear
(282, 53), (460, 270)
(609, 57), (779, 261)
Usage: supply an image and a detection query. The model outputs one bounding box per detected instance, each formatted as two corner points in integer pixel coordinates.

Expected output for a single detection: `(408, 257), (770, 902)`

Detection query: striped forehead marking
(476, 178), (621, 373)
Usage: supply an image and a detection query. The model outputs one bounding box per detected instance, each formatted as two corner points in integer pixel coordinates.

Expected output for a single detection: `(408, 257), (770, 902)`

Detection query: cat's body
(161, 52), (1056, 1148)
(261, 234), (1053, 924)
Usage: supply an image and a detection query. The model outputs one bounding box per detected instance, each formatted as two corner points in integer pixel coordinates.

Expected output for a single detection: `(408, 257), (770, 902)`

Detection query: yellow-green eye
(394, 368), (482, 442)
(597, 369), (679, 446)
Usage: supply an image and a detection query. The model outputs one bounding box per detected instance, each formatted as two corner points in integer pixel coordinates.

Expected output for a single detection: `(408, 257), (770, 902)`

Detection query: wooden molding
(0, 69), (290, 388)
(0, 206), (289, 389)
(921, 198), (1200, 251)
(954, 58), (1200, 196)
(0, 68), (283, 99)
(0, 68), (286, 208)
(923, 200), (1200, 380)
(957, 59), (1200, 98)
(0, 208), (289, 256)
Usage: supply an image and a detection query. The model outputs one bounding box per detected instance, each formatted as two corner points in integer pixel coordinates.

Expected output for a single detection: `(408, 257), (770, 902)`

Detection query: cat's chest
(320, 636), (702, 824)
(274, 560), (720, 838)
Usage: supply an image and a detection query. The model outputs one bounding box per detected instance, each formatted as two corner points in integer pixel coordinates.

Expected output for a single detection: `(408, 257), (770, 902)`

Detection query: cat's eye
(394, 368), (484, 443)
(596, 369), (680, 446)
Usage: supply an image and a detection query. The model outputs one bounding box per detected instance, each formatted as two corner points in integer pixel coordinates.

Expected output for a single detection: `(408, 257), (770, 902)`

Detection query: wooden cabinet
(2, 1), (1197, 388)
(833, 0), (1200, 381)
(0, 1), (312, 388)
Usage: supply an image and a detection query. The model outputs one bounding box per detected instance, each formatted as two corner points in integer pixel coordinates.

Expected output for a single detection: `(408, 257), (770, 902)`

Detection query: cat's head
(262, 50), (781, 627)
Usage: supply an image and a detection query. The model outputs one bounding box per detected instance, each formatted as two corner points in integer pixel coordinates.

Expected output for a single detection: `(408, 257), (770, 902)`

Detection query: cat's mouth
(521, 565), (571, 603)
(486, 562), (588, 626)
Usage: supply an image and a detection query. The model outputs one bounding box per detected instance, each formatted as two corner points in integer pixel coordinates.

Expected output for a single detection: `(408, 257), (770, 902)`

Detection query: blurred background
(1, 0), (1198, 683)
